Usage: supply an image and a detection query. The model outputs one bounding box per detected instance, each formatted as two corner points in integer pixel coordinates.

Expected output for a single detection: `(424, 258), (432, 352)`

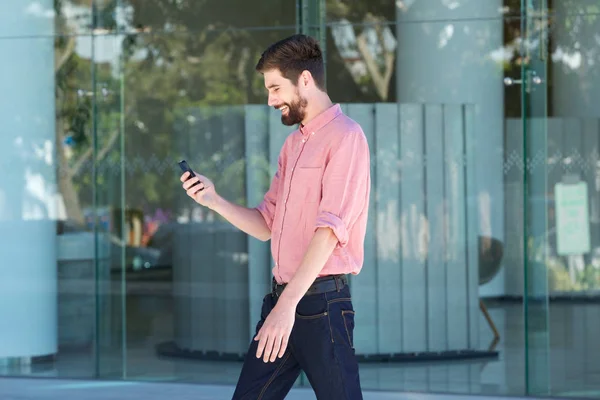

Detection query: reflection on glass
(120, 21), (297, 378)
(3, 0), (600, 398)
(127, 0), (296, 32)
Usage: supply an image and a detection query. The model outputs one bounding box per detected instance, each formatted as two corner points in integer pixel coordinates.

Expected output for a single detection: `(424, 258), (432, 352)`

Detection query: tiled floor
(2, 300), (600, 399)
(0, 377), (559, 400)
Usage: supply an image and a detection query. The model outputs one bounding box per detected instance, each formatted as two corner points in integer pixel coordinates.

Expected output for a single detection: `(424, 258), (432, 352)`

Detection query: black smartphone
(178, 160), (202, 189)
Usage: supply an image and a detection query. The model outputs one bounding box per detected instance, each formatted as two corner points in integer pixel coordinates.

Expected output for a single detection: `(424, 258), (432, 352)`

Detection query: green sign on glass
(555, 181), (590, 256)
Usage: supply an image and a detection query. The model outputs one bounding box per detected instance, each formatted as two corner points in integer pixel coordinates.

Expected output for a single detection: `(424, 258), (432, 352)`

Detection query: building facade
(1, 0), (600, 398)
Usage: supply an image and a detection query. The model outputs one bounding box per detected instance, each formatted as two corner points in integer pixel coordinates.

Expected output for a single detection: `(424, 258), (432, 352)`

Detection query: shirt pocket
(290, 167), (322, 204)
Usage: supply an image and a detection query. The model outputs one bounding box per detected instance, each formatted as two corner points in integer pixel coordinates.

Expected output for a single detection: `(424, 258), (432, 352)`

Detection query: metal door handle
(503, 77), (522, 86)
(503, 72), (543, 91)
(504, 76), (543, 86)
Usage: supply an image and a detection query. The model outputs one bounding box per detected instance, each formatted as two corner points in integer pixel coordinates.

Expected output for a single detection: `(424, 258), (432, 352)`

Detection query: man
(180, 34), (370, 400)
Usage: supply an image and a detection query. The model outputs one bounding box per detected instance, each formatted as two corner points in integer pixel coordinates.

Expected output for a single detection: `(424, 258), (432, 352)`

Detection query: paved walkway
(0, 377), (552, 400)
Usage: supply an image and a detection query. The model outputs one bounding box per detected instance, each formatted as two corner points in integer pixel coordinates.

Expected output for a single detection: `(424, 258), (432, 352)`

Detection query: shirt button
(302, 139), (306, 143)
(311, 132), (315, 135)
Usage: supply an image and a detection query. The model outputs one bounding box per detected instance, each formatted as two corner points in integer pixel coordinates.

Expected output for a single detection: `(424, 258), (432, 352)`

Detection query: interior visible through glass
(1, 0), (600, 398)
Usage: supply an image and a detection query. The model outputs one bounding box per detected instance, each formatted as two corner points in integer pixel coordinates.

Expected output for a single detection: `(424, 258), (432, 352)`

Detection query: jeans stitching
(295, 311), (328, 320)
(257, 351), (291, 400)
(326, 294), (351, 399)
(342, 310), (355, 349)
(324, 292), (334, 343)
(327, 297), (352, 305)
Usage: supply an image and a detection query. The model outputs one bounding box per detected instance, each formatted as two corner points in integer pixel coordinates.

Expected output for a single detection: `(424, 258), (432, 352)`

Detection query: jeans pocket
(341, 310), (355, 349)
(295, 295), (329, 319)
(295, 311), (329, 320)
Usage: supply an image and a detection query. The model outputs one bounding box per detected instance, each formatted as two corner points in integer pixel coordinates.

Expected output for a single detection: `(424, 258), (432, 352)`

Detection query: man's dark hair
(255, 34), (326, 91)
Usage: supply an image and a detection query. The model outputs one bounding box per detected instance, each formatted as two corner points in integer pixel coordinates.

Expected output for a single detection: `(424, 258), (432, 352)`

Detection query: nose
(268, 94), (278, 107)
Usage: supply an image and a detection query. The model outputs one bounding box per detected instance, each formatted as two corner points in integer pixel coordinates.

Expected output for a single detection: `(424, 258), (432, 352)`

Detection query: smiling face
(264, 69), (308, 126)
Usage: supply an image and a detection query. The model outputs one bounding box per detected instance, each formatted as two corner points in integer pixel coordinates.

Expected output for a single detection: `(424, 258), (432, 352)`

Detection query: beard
(279, 93), (308, 126)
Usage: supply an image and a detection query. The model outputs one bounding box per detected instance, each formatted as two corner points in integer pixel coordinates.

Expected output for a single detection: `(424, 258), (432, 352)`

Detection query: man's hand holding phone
(179, 160), (218, 209)
(178, 159), (272, 241)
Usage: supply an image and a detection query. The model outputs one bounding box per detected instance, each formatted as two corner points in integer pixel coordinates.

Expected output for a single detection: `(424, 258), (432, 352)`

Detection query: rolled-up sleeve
(255, 155), (284, 231)
(315, 131), (370, 248)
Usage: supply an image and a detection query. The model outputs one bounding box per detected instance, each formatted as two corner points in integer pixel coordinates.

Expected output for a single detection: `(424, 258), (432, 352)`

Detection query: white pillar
(0, 0), (58, 360)
(396, 0), (505, 296)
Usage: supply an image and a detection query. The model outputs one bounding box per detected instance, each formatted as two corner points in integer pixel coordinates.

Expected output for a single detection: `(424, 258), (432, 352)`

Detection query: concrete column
(396, 0), (505, 296)
(0, 0), (57, 360)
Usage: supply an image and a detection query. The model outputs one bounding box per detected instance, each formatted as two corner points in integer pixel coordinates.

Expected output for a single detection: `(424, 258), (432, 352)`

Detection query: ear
(300, 70), (312, 87)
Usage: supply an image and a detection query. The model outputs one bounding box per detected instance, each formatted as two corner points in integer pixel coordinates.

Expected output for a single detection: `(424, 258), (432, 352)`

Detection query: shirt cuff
(315, 212), (349, 248)
(255, 202), (274, 230)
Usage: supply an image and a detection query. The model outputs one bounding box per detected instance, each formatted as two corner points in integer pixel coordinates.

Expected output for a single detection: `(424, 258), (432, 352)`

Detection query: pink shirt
(256, 104), (371, 284)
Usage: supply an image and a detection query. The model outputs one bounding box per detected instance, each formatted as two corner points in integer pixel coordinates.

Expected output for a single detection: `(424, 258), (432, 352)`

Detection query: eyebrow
(266, 84), (279, 89)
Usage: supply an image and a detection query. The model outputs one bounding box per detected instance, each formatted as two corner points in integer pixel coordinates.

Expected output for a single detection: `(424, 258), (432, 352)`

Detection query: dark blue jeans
(232, 284), (363, 399)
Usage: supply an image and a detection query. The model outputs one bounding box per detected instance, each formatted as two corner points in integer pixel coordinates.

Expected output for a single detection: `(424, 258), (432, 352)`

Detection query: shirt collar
(299, 104), (342, 137)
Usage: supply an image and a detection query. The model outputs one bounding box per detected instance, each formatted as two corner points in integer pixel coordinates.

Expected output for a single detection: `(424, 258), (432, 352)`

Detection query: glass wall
(1, 0), (600, 398)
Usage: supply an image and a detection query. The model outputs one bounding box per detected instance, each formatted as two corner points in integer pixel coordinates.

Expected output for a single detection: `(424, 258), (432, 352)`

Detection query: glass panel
(126, 0), (296, 32)
(0, 0), (92, 38)
(10, 0), (600, 397)
(522, 0), (551, 394)
(91, 22), (128, 379)
(117, 0), (297, 381)
(527, 0), (600, 397)
(325, 0), (530, 396)
(327, 1), (394, 24)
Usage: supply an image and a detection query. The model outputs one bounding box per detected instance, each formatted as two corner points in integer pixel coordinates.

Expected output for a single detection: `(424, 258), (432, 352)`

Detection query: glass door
(519, 0), (552, 395)
(523, 0), (600, 397)
(521, 0), (551, 395)
(91, 0), (127, 379)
